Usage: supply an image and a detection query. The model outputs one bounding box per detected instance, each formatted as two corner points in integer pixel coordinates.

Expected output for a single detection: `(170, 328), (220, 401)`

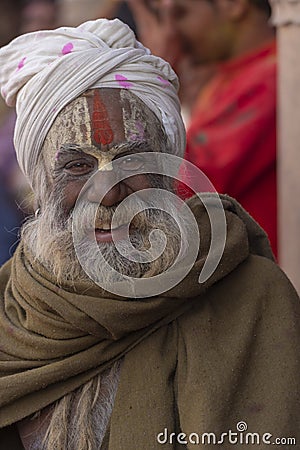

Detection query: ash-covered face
(43, 88), (166, 225)
(23, 88), (183, 284)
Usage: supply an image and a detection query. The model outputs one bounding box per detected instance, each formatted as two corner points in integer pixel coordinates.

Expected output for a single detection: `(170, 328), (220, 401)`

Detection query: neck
(229, 13), (275, 59)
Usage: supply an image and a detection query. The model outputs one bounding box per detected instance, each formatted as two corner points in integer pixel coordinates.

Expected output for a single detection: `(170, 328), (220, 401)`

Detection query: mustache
(22, 185), (184, 285)
(68, 197), (158, 234)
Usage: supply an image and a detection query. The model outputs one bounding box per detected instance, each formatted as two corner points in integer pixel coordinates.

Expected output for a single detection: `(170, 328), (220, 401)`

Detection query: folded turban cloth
(0, 19), (185, 184)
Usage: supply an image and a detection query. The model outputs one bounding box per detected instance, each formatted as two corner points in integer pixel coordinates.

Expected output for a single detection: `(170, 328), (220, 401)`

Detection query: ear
(216, 0), (250, 21)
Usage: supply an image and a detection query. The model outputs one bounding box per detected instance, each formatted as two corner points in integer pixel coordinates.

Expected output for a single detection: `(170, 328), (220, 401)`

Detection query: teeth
(95, 222), (127, 231)
(98, 222), (111, 230)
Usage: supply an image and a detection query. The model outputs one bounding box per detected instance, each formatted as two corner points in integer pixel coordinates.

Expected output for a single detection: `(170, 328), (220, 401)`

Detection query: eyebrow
(55, 145), (86, 160)
(112, 141), (152, 154)
(57, 141), (153, 157)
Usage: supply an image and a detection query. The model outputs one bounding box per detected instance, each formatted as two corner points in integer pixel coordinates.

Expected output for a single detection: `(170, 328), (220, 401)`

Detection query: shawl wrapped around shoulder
(0, 195), (299, 449)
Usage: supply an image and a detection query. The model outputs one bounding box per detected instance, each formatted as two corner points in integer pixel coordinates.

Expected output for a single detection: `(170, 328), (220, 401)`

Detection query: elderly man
(0, 18), (299, 450)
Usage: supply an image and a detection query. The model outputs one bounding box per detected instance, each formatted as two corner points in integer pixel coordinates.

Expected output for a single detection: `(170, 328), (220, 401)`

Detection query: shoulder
(178, 255), (299, 336)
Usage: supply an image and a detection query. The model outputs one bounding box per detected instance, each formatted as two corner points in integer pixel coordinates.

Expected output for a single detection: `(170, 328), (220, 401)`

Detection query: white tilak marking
(69, 96), (92, 147)
(120, 90), (146, 142)
(43, 96), (93, 170)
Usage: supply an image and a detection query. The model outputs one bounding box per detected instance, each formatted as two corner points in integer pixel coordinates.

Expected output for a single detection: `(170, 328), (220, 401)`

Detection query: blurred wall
(271, 0), (300, 293)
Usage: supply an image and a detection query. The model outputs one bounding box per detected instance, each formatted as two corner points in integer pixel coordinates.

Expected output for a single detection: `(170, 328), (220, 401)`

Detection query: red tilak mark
(92, 90), (114, 146)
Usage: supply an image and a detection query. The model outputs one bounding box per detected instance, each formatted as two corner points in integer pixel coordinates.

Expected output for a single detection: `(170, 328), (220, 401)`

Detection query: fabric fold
(0, 194), (274, 430)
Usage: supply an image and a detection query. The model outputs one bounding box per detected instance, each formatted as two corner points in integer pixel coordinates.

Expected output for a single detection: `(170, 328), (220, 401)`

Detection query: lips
(90, 224), (129, 243)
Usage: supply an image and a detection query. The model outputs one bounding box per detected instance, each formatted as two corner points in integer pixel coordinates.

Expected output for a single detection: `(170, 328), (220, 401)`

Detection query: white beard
(22, 190), (185, 286)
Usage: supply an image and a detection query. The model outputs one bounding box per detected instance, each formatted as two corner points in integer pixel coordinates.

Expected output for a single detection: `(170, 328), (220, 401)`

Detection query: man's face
(43, 88), (162, 242)
(168, 0), (234, 64)
(25, 88), (182, 283)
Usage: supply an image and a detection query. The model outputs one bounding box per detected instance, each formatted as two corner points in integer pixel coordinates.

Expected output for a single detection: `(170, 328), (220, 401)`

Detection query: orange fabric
(184, 41), (277, 256)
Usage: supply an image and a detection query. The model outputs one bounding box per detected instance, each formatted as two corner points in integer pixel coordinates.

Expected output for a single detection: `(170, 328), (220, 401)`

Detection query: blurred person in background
(20, 0), (57, 33)
(95, 0), (137, 33)
(0, 0), (22, 46)
(0, 0), (25, 265)
(58, 0), (136, 32)
(128, 0), (216, 124)
(0, 109), (25, 266)
(128, 0), (277, 256)
(0, 0), (58, 265)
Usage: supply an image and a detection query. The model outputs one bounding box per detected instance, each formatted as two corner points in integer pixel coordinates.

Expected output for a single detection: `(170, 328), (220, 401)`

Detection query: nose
(86, 170), (128, 207)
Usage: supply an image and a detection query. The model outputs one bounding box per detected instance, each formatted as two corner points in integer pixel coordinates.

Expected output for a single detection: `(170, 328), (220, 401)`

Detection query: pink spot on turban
(157, 76), (170, 87)
(62, 42), (74, 55)
(17, 57), (26, 71)
(115, 74), (133, 89)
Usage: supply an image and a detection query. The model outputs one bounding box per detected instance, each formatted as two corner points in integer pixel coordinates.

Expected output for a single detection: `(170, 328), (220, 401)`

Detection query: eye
(64, 160), (94, 175)
(114, 155), (145, 172)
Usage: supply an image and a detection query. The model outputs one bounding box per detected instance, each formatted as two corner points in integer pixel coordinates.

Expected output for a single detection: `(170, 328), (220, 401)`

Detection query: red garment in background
(184, 41), (277, 256)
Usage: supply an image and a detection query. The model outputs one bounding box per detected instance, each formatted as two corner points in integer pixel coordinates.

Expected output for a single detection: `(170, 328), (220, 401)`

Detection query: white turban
(0, 19), (185, 183)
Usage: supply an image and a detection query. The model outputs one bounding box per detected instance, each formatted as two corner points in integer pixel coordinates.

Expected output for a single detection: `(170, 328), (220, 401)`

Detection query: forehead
(43, 88), (164, 167)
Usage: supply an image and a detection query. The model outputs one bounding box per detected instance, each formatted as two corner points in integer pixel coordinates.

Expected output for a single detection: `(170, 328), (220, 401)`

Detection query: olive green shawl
(0, 195), (299, 449)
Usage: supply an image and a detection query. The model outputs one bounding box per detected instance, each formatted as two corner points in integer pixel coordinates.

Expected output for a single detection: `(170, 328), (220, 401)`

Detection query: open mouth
(91, 223), (129, 243)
